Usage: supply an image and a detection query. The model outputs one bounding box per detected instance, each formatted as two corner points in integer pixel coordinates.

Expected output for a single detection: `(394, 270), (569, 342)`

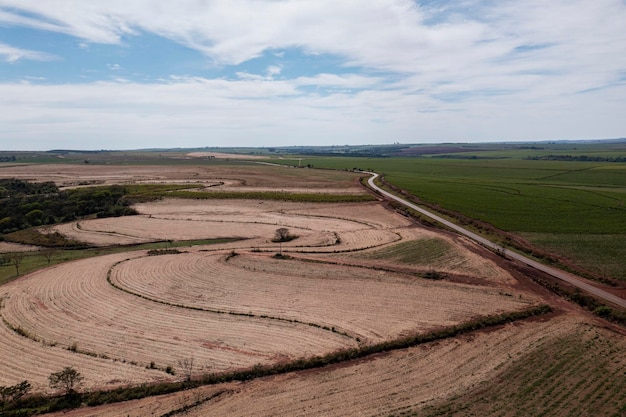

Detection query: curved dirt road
(367, 173), (626, 309)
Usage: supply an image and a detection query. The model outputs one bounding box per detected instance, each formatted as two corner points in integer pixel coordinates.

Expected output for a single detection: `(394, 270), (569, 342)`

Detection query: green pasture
(275, 154), (626, 280)
(362, 239), (453, 266)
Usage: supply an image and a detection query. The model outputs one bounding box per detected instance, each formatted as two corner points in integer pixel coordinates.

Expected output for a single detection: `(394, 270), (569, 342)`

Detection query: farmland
(277, 142), (626, 281)
(0, 154), (624, 416)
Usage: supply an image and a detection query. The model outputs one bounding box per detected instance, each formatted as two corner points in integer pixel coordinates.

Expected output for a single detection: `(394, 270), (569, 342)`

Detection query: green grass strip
(164, 190), (376, 202)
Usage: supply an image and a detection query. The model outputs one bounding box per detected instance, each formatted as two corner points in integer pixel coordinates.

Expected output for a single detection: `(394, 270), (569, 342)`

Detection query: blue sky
(1, 0), (625, 151)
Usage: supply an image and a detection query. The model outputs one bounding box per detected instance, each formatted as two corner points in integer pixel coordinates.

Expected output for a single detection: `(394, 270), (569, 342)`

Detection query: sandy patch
(0, 242), (40, 252)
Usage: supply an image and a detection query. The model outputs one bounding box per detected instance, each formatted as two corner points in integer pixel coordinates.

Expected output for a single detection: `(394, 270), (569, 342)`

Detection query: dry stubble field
(0, 162), (624, 416)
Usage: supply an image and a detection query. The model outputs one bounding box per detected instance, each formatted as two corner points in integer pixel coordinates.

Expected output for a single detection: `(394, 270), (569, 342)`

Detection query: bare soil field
(0, 191), (538, 396)
(110, 251), (536, 343)
(50, 199), (410, 250)
(0, 252), (354, 392)
(43, 313), (626, 417)
(0, 242), (40, 252)
(0, 163), (622, 416)
(0, 163), (365, 193)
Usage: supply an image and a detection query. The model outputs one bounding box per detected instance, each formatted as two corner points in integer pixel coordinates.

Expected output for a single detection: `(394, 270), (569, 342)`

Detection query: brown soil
(0, 163), (621, 416)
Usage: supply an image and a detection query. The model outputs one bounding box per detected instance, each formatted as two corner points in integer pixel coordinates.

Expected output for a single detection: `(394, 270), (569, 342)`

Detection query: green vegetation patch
(282, 154), (626, 281)
(3, 229), (87, 248)
(164, 190), (375, 203)
(521, 232), (626, 281)
(418, 325), (626, 417)
(0, 180), (136, 235)
(363, 239), (454, 266)
(121, 183), (375, 203)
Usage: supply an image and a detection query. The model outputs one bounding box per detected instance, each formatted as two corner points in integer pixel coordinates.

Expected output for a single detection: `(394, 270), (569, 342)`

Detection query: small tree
(41, 248), (57, 265)
(178, 357), (195, 381)
(48, 367), (83, 395)
(273, 227), (291, 242)
(8, 252), (24, 276)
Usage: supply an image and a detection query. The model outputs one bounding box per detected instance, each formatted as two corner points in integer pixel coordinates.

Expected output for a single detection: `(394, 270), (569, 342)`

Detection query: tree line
(525, 154), (626, 162)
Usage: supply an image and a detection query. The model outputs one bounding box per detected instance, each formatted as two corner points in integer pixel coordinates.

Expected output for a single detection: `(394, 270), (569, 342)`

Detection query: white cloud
(1, 76), (624, 150)
(266, 65), (281, 77)
(294, 74), (384, 89)
(0, 0), (624, 148)
(0, 1), (623, 86)
(0, 42), (55, 63)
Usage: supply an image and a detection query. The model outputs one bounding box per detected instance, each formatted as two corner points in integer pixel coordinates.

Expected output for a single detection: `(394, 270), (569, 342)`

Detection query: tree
(48, 367), (83, 395)
(177, 357), (195, 381)
(25, 209), (46, 226)
(8, 252), (24, 276)
(40, 248), (57, 265)
(273, 228), (291, 242)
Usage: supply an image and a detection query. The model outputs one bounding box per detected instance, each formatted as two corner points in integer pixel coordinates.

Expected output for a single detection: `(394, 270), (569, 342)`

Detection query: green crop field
(269, 142), (626, 281)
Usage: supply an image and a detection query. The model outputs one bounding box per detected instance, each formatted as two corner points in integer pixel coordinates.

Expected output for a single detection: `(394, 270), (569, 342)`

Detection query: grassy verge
(160, 190), (375, 203)
(528, 273), (626, 326)
(120, 183), (375, 203)
(0, 305), (552, 416)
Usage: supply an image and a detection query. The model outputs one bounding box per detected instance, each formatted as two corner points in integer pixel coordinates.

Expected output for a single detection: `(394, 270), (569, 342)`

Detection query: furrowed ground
(0, 194), (535, 393)
(0, 160), (623, 416)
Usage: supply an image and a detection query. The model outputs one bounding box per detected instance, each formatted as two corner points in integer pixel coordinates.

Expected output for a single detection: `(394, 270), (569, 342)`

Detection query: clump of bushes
(147, 249), (182, 256)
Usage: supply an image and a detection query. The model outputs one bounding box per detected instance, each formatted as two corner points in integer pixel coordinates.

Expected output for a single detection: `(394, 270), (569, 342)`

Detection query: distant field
(272, 144), (626, 280)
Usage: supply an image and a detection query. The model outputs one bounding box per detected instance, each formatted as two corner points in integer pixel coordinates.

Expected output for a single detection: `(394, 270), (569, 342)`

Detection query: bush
(147, 249), (182, 256)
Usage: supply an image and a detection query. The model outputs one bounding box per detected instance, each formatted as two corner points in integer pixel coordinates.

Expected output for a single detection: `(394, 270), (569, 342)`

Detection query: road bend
(366, 172), (626, 309)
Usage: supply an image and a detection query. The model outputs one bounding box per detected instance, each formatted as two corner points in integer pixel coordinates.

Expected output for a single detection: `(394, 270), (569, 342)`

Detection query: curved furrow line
(186, 317), (581, 417)
(2, 254), (354, 373)
(109, 255), (361, 341)
(0, 308), (165, 393)
(110, 252), (536, 344)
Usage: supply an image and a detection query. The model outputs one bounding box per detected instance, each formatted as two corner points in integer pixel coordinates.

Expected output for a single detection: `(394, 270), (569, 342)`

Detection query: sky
(1, 0), (625, 151)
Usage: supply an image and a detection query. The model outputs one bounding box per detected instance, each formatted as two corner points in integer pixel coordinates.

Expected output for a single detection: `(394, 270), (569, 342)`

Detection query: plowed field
(43, 314), (626, 417)
(0, 193), (537, 394)
(1, 163), (621, 417)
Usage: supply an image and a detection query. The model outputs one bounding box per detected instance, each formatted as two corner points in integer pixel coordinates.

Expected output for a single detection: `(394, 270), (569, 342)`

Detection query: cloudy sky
(1, 0), (625, 150)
